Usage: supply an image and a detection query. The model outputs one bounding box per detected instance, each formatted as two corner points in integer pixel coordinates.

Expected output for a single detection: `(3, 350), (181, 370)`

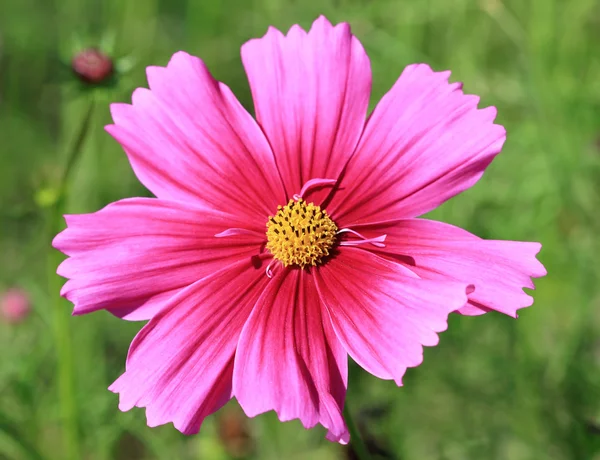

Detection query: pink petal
(233, 268), (349, 443)
(241, 16), (371, 203)
(109, 260), (269, 434)
(314, 248), (470, 385)
(52, 198), (265, 320)
(356, 219), (546, 317)
(328, 64), (505, 225)
(106, 51), (285, 223)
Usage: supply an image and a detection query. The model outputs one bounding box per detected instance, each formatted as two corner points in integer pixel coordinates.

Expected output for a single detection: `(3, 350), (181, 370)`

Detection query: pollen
(266, 199), (337, 268)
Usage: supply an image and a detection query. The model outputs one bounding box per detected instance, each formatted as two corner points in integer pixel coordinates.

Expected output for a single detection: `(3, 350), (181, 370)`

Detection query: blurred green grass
(1, 0), (600, 459)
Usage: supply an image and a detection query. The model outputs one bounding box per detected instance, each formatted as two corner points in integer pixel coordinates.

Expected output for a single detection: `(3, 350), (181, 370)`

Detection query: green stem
(57, 98), (96, 207)
(344, 405), (372, 460)
(49, 96), (95, 460)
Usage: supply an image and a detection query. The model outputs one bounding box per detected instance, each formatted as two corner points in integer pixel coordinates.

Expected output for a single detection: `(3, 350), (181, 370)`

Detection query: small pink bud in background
(1, 288), (31, 323)
(72, 48), (114, 84)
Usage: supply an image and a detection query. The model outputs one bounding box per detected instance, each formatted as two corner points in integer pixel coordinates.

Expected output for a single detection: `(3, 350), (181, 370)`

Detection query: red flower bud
(72, 48), (114, 84)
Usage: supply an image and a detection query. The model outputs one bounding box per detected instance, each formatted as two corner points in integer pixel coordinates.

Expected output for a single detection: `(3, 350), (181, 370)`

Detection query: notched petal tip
(56, 257), (71, 279)
(403, 64), (503, 121)
(310, 15), (354, 43)
(58, 281), (70, 300)
(235, 396), (321, 431)
(326, 58), (506, 223)
(316, 249), (467, 387)
(247, 15), (349, 51)
(286, 23), (308, 39)
(310, 15), (347, 35)
(103, 123), (116, 136)
(312, 14), (334, 28)
(406, 63), (449, 81)
(162, 51), (214, 86)
(448, 282), (472, 314)
(530, 242), (547, 278)
(326, 427), (350, 444)
(480, 105), (499, 123)
(51, 229), (67, 251)
(109, 380), (137, 413)
(168, 50), (194, 64)
(131, 87), (152, 106)
(247, 25), (285, 46)
(284, 15), (339, 38)
(107, 102), (133, 124)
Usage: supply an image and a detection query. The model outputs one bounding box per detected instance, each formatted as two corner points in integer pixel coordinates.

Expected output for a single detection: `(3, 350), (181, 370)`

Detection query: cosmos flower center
(266, 199), (337, 268)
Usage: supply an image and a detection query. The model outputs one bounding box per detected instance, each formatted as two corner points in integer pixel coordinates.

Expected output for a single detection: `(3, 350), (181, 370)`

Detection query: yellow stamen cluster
(266, 199), (337, 268)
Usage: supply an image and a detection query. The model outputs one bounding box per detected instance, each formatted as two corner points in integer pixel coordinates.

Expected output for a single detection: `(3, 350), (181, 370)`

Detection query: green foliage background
(1, 0), (599, 459)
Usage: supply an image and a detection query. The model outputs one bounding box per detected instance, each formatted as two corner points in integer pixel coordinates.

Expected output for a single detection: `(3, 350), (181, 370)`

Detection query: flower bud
(72, 48), (114, 84)
(1, 288), (31, 323)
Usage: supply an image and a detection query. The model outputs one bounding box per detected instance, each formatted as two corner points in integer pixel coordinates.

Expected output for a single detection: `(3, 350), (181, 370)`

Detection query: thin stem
(344, 405), (372, 460)
(57, 98), (96, 208)
(49, 96), (95, 460)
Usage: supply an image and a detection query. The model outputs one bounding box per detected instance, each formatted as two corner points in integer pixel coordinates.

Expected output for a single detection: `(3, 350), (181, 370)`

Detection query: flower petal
(106, 51), (285, 222)
(241, 16), (371, 203)
(109, 259), (269, 434)
(52, 198), (265, 320)
(233, 268), (349, 442)
(314, 248), (470, 385)
(356, 219), (546, 317)
(328, 64), (505, 225)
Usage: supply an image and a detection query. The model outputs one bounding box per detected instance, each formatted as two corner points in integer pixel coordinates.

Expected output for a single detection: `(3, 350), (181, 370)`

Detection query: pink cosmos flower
(52, 16), (546, 443)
